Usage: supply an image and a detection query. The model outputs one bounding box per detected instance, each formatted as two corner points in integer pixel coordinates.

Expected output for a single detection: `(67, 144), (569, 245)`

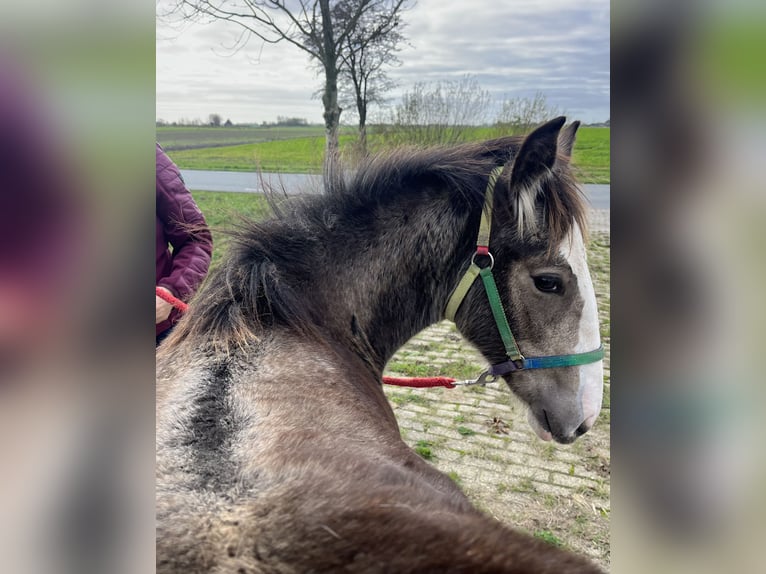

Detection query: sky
(156, 0), (609, 125)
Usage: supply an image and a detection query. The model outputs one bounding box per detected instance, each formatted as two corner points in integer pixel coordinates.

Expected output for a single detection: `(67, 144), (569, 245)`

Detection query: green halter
(444, 166), (604, 383)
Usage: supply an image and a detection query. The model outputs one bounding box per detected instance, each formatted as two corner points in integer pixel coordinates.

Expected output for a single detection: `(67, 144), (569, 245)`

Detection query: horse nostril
(541, 409), (552, 433)
(575, 421), (590, 437)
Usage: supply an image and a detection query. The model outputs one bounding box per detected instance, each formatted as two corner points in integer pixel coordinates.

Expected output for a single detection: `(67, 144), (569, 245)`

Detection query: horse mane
(161, 137), (588, 355)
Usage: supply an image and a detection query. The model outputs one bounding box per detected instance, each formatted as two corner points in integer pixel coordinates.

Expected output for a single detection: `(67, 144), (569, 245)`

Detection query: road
(181, 169), (610, 209)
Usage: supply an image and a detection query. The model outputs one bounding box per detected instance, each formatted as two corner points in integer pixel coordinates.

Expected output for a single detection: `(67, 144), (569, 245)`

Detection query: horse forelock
(504, 163), (588, 258)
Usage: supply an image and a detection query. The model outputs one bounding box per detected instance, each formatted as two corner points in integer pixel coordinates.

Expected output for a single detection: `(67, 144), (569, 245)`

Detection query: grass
(165, 126), (610, 183)
(385, 361), (439, 378)
(414, 440), (434, 460)
(534, 530), (564, 548)
(171, 136), (355, 173)
(387, 391), (432, 407)
(157, 125), (329, 150)
(540, 443), (557, 461)
(456, 426), (476, 437)
(511, 477), (538, 494)
(570, 127), (610, 184)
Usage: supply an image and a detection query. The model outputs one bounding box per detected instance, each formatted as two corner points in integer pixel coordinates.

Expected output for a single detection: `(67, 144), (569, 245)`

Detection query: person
(156, 143), (213, 346)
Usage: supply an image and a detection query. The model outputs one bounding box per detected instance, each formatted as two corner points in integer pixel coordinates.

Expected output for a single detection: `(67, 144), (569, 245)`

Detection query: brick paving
(383, 209), (611, 569)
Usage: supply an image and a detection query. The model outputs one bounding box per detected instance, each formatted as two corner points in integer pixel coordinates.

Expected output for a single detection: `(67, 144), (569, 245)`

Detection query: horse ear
(509, 116), (566, 191)
(557, 120), (580, 159)
(502, 117), (566, 235)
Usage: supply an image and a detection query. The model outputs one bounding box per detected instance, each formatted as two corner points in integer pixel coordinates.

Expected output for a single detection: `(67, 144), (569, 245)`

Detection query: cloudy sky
(156, 0), (609, 125)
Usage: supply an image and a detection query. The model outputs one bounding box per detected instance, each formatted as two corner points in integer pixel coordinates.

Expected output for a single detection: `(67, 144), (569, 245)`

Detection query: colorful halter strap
(444, 166), (604, 383)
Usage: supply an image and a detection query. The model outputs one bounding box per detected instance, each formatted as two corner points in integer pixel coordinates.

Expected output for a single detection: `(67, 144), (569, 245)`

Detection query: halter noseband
(444, 166), (604, 384)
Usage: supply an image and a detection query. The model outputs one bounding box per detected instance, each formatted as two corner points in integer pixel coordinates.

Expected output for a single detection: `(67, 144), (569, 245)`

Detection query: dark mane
(334, 139), (516, 208)
(161, 137), (588, 355)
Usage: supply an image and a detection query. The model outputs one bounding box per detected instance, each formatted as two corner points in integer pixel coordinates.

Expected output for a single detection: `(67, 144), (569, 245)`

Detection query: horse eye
(533, 275), (564, 294)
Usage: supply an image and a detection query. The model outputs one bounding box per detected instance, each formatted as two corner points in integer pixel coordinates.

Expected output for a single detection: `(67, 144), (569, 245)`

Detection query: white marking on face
(560, 223), (603, 429)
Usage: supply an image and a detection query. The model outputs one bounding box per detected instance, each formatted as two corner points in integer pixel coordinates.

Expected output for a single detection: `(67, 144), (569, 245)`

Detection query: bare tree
(333, 0), (410, 155)
(208, 113), (222, 127)
(162, 0), (410, 177)
(380, 76), (492, 146)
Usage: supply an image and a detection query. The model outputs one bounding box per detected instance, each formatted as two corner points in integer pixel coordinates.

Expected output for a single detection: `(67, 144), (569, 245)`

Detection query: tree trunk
(357, 95), (367, 156)
(319, 0), (341, 185)
(322, 91), (341, 181)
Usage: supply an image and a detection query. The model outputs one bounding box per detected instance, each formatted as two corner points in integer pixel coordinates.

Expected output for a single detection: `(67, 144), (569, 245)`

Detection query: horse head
(453, 118), (604, 444)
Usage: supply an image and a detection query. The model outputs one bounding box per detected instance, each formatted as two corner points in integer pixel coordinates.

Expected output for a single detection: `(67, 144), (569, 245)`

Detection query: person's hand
(156, 287), (174, 324)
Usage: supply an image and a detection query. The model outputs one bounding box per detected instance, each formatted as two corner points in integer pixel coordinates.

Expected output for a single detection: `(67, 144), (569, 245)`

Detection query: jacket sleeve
(156, 154), (213, 301)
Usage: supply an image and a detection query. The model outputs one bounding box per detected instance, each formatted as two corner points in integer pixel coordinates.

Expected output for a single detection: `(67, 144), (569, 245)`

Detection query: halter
(444, 166), (604, 384)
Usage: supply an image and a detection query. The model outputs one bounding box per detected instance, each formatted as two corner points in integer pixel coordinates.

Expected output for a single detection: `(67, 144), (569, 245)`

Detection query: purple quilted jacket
(156, 143), (213, 336)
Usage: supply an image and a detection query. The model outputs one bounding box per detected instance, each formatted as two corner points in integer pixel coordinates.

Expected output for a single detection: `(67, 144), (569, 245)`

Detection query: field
(164, 125), (610, 183)
(158, 125), (330, 150)
(190, 189), (611, 568)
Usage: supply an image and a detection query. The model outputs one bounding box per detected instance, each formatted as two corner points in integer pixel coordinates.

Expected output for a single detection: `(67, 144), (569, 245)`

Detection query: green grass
(171, 136), (345, 173)
(534, 530), (564, 548)
(570, 127), (610, 184)
(385, 361), (439, 378)
(414, 440), (434, 460)
(157, 125), (329, 150)
(167, 126), (610, 183)
(387, 391), (432, 407)
(456, 426), (476, 437)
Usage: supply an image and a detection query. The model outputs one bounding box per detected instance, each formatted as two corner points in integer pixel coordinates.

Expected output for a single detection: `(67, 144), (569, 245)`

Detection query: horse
(156, 117), (605, 573)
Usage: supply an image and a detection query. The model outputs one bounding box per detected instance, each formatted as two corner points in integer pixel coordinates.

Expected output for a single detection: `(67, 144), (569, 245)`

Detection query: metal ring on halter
(470, 251), (494, 270)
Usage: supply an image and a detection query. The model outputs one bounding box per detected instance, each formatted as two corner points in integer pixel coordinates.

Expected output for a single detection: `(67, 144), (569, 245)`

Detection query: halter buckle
(488, 356), (527, 376)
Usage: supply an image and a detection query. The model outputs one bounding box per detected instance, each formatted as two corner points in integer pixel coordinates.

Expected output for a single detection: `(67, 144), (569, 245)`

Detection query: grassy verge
(570, 127), (610, 184)
(169, 127), (610, 183)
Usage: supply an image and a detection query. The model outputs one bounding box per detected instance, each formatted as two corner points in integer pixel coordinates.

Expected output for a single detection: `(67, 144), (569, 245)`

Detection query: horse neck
(313, 191), (477, 374)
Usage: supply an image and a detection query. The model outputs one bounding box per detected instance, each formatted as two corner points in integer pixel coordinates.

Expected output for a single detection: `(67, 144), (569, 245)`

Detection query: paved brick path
(383, 209), (610, 569)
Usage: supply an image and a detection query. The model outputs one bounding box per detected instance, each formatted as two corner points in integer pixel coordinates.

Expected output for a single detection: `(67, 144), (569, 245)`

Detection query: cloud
(156, 0), (609, 124)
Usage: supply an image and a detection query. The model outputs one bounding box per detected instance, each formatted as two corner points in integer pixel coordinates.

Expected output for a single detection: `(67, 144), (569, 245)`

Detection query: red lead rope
(156, 286), (188, 313)
(156, 287), (457, 389)
(380, 376), (456, 389)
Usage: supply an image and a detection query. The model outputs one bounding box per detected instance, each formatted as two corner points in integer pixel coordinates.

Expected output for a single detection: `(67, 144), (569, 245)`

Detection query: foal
(157, 117), (604, 573)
